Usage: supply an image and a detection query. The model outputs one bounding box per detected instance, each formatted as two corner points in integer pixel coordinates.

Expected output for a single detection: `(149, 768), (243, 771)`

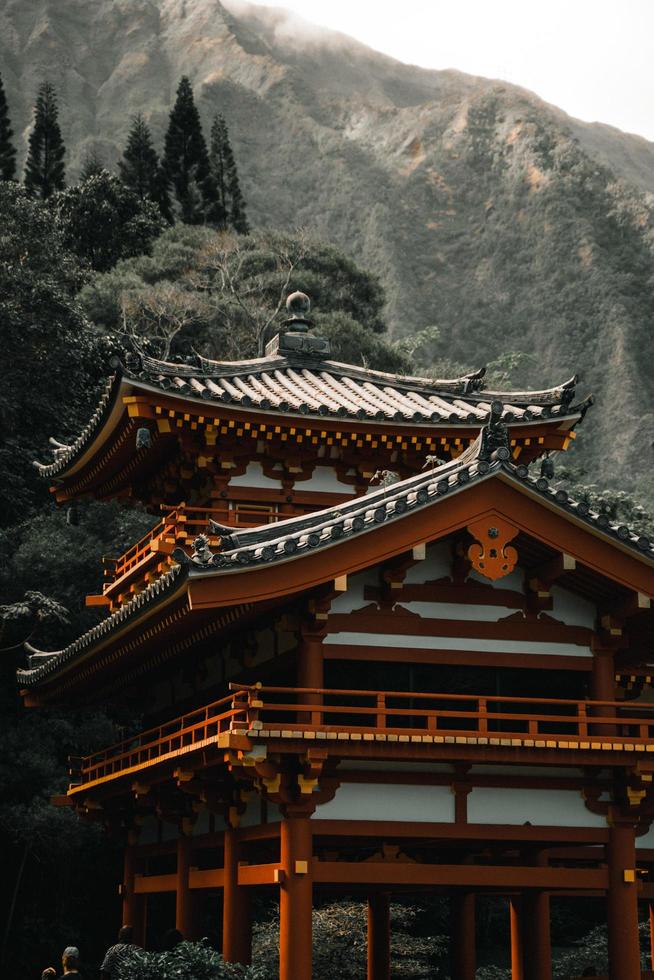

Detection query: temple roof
(34, 350), (591, 480)
(19, 416), (651, 691)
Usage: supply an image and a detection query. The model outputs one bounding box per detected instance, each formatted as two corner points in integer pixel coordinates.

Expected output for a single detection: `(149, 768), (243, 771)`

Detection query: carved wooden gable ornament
(467, 515), (519, 582)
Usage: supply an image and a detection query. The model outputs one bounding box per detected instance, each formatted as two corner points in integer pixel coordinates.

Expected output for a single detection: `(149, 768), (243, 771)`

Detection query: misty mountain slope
(2, 0), (654, 487)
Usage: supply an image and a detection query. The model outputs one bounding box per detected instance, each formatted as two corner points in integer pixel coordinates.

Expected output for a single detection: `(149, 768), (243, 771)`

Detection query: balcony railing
(88, 494), (343, 610)
(69, 686), (654, 791)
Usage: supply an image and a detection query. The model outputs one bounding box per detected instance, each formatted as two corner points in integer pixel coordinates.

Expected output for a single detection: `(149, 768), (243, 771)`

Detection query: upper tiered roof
(35, 347), (591, 481)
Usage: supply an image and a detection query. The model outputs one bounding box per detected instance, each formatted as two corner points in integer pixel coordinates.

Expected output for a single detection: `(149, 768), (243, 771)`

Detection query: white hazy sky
(249, 0), (654, 142)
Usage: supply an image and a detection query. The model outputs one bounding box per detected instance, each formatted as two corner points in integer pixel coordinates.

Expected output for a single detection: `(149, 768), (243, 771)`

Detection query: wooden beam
(312, 861), (608, 890)
(134, 872), (176, 894)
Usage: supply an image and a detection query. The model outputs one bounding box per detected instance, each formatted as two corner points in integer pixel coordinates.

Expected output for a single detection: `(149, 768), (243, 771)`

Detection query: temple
(20, 294), (654, 980)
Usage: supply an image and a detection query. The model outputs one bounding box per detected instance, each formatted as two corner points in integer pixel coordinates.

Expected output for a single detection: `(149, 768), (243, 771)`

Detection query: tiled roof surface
(19, 418), (651, 690)
(34, 351), (590, 478)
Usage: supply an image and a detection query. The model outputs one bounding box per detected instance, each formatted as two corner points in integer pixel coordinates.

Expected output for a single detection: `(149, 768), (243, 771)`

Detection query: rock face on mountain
(2, 0), (654, 488)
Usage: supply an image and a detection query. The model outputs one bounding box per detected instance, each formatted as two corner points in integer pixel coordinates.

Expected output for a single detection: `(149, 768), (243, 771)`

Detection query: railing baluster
(376, 694), (386, 730)
(478, 698), (487, 735)
(578, 703), (588, 738)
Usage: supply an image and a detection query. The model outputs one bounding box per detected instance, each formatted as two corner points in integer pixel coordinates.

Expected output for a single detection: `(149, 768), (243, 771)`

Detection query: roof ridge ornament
(479, 401), (511, 462)
(264, 292), (331, 361)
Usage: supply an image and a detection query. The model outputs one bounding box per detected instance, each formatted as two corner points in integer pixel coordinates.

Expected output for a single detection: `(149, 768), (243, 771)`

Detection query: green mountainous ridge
(2, 0), (654, 490)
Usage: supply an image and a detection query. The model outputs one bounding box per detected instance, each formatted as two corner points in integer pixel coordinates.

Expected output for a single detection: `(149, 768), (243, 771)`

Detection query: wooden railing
(69, 686), (654, 790)
(89, 495), (343, 610)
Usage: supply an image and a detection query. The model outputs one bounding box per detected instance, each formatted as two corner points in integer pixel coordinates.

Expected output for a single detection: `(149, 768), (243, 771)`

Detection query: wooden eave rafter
(46, 378), (583, 503)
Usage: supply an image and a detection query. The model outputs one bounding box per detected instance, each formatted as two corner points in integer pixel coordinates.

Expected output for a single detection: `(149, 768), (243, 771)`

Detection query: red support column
(524, 892), (552, 980)
(510, 898), (524, 980)
(122, 845), (145, 946)
(279, 812), (313, 980)
(222, 828), (252, 964)
(607, 819), (640, 980)
(591, 648), (616, 735)
(297, 627), (324, 724)
(451, 892), (476, 980)
(175, 835), (197, 940)
(367, 892), (391, 980)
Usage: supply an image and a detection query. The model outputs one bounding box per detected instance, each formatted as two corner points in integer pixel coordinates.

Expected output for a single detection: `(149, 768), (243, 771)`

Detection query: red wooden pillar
(297, 627), (324, 723)
(510, 898), (524, 980)
(524, 849), (552, 980)
(279, 812), (313, 980)
(591, 648), (616, 735)
(367, 892), (391, 980)
(122, 845), (145, 946)
(524, 892), (552, 980)
(222, 828), (252, 964)
(175, 835), (197, 939)
(607, 820), (640, 980)
(451, 891), (476, 980)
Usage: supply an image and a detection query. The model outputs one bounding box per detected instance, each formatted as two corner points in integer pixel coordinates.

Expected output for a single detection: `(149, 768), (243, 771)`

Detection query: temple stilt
(524, 891), (552, 980)
(451, 891), (476, 980)
(122, 845), (145, 946)
(510, 898), (524, 980)
(607, 821), (640, 980)
(367, 892), (391, 980)
(222, 828), (252, 964)
(175, 835), (197, 940)
(279, 814), (313, 980)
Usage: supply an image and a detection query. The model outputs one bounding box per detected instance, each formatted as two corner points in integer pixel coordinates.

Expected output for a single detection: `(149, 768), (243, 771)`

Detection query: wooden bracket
(467, 516), (518, 582)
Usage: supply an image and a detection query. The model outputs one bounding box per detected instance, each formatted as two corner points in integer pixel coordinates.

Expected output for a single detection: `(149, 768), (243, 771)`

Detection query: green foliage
(24, 82), (66, 199)
(117, 940), (266, 980)
(0, 73), (16, 180)
(79, 226), (402, 370)
(0, 181), (102, 525)
(119, 113), (171, 221)
(209, 114), (249, 234)
(162, 77), (218, 225)
(50, 170), (166, 273)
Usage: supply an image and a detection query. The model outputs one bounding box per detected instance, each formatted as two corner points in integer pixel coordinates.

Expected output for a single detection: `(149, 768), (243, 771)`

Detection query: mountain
(2, 0), (654, 491)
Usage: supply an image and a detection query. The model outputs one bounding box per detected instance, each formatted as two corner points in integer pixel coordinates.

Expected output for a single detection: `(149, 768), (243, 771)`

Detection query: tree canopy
(0, 73), (16, 181)
(24, 82), (66, 199)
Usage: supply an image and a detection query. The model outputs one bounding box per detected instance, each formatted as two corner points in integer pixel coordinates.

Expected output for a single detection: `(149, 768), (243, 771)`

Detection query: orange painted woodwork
(223, 829), (251, 964)
(467, 514), (519, 581)
(367, 893), (391, 980)
(607, 821), (640, 980)
(451, 892), (476, 980)
(279, 815), (313, 980)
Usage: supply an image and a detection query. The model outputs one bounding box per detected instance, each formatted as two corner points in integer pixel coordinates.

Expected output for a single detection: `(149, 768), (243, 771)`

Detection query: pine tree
(209, 113), (249, 234)
(80, 146), (104, 182)
(0, 73), (17, 181)
(24, 82), (66, 199)
(118, 113), (172, 222)
(161, 76), (218, 225)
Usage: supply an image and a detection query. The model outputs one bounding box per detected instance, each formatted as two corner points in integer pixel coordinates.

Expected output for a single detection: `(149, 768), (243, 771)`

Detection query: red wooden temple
(20, 293), (654, 979)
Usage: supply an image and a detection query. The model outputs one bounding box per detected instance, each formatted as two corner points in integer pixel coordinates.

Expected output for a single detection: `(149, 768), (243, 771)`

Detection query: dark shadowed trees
(209, 113), (249, 234)
(0, 73), (16, 180)
(50, 171), (166, 273)
(161, 77), (218, 225)
(24, 82), (66, 199)
(119, 113), (171, 221)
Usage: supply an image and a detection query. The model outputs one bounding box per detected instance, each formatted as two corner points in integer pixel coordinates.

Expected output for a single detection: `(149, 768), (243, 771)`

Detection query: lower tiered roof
(19, 412), (653, 696)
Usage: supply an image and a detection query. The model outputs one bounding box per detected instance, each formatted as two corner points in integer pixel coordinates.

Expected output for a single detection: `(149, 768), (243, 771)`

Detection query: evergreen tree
(79, 146), (104, 181)
(24, 82), (66, 199)
(0, 73), (17, 180)
(161, 76), (218, 225)
(209, 113), (249, 233)
(118, 113), (171, 221)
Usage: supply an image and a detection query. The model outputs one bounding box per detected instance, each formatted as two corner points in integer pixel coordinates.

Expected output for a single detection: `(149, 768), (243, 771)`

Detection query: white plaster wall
(396, 600), (519, 622)
(301, 466), (357, 494)
(323, 630), (592, 658)
(467, 788), (606, 827)
(404, 542), (451, 583)
(330, 568), (379, 614)
(313, 782), (455, 822)
(550, 585), (596, 628)
(229, 462), (282, 488)
(637, 826), (654, 849)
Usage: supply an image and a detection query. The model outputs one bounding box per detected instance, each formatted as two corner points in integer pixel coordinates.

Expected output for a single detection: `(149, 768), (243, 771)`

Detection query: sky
(244, 0), (654, 142)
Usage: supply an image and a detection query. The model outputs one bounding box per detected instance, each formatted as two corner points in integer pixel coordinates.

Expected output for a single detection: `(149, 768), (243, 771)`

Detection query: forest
(1, 71), (653, 979)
